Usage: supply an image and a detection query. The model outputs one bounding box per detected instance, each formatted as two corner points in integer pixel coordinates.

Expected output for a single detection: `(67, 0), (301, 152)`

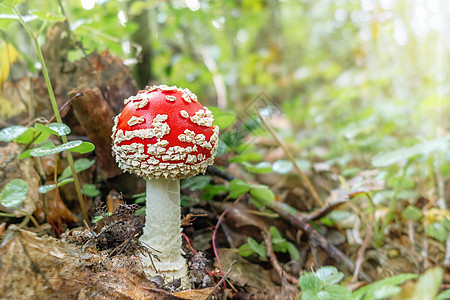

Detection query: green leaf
(316, 266), (344, 284)
(32, 131), (51, 144)
(69, 141), (95, 154)
(30, 140), (81, 156)
(181, 175), (212, 191)
(38, 178), (74, 194)
(247, 237), (266, 258)
(317, 291), (332, 300)
(401, 205), (422, 221)
(352, 273), (418, 300)
(372, 135), (449, 167)
(272, 159), (293, 174)
(323, 284), (351, 300)
(249, 185), (274, 208)
(301, 289), (319, 300)
(201, 184), (227, 200)
(371, 147), (418, 168)
(31, 10), (65, 22)
(299, 272), (324, 293)
(92, 212), (112, 223)
(372, 285), (401, 299)
(209, 106), (237, 129)
(436, 288), (450, 300)
(243, 161), (272, 173)
(238, 243), (254, 257)
(215, 140), (228, 157)
(48, 123), (71, 135)
(424, 222), (447, 243)
(134, 206), (145, 215)
(269, 226), (285, 243)
(228, 179), (251, 198)
(58, 158), (96, 182)
(0, 0), (25, 7)
(134, 196), (146, 204)
(406, 267), (443, 300)
(0, 179), (28, 209)
(35, 123), (71, 136)
(0, 126), (28, 142)
(286, 242), (300, 260)
(82, 183), (100, 197)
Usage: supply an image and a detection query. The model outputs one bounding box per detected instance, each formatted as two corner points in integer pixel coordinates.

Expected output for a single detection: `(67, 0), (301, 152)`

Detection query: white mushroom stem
(139, 178), (190, 288)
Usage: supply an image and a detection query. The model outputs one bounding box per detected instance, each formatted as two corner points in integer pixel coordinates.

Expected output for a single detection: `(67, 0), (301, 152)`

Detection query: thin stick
(352, 213), (373, 283)
(263, 231), (299, 285)
(212, 260), (237, 294)
(182, 232), (197, 255)
(212, 196), (242, 287)
(13, 8), (89, 223)
(270, 201), (372, 282)
(255, 110), (322, 206)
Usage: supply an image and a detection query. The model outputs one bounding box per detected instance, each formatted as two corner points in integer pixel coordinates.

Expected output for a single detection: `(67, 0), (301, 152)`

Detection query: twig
(255, 110), (322, 206)
(46, 92), (84, 124)
(263, 231), (299, 285)
(352, 212), (373, 283)
(182, 232), (197, 255)
(270, 201), (372, 282)
(206, 166), (236, 182)
(211, 260), (237, 296)
(212, 196), (243, 287)
(109, 224), (144, 257)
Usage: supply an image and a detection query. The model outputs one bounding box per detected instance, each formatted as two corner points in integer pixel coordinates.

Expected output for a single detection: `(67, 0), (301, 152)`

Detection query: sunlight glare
(185, 0), (200, 12)
(81, 0), (95, 10)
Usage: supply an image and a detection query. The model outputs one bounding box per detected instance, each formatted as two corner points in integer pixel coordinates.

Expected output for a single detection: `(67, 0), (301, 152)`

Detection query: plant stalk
(377, 159), (411, 245)
(13, 7), (89, 222)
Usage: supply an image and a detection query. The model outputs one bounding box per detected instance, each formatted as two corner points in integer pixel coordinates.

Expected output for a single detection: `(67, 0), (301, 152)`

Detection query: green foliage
(299, 266), (350, 300)
(238, 226), (299, 261)
(401, 205), (422, 221)
(0, 123), (94, 159)
(228, 179), (251, 198)
(424, 221), (447, 243)
(238, 237), (267, 259)
(297, 266), (446, 300)
(59, 158), (96, 182)
(0, 0), (25, 7)
(38, 178), (74, 194)
(228, 179), (274, 208)
(82, 184), (100, 197)
(371, 136), (449, 167)
(92, 212), (112, 224)
(352, 273), (418, 300)
(181, 175), (212, 191)
(269, 226), (300, 260)
(0, 179), (28, 210)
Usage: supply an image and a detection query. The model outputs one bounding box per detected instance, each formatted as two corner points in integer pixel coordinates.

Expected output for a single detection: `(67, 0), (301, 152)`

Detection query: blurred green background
(1, 0), (449, 178)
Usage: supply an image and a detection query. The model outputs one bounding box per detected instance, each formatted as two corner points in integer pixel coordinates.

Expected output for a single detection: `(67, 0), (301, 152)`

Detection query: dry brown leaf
(71, 87), (122, 178)
(171, 287), (214, 300)
(0, 226), (184, 299)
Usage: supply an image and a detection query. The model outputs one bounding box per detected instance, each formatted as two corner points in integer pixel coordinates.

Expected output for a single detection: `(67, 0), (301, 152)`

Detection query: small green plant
(370, 135), (449, 245)
(297, 266), (449, 300)
(0, 0), (96, 221)
(238, 226), (300, 261)
(228, 179), (274, 208)
(298, 266), (351, 300)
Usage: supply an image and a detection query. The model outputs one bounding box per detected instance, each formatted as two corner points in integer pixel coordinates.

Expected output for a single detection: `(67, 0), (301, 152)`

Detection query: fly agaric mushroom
(111, 85), (219, 288)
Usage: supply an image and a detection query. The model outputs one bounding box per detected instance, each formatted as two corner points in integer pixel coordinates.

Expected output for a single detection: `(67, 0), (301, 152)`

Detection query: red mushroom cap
(112, 85), (219, 179)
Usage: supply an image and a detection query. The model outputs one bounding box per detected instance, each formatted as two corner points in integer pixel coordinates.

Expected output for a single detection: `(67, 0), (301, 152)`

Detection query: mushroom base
(139, 178), (190, 289)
